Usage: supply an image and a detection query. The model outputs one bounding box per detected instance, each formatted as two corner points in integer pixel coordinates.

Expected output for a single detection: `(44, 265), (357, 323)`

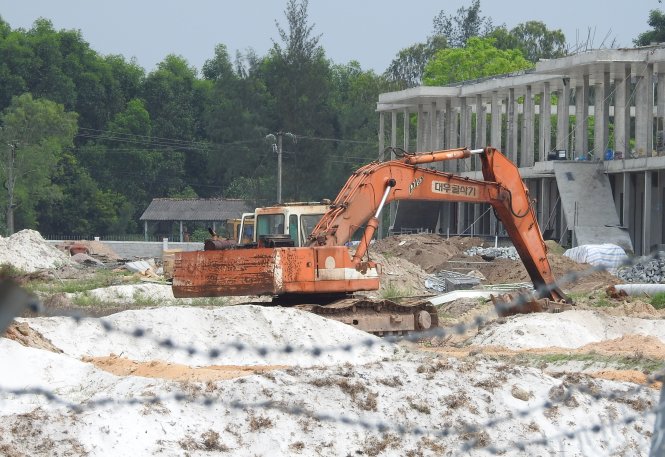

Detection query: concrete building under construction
(377, 45), (665, 255)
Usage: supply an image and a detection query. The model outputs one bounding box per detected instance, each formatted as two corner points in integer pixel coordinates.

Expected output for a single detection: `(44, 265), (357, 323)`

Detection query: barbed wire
(0, 365), (659, 451)
(2, 250), (663, 362)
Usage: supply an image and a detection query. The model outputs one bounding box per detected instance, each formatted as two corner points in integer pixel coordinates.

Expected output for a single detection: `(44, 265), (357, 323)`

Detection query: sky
(0, 0), (662, 74)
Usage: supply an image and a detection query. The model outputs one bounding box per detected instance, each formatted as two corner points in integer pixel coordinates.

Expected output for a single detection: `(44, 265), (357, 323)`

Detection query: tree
(489, 21), (567, 63)
(423, 37), (533, 86)
(384, 35), (447, 88)
(635, 9), (665, 46)
(431, 0), (493, 48)
(0, 93), (78, 232)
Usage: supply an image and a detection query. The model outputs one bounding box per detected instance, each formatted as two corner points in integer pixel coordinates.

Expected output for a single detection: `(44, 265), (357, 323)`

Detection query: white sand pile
(24, 305), (394, 367)
(0, 229), (71, 272)
(0, 337), (655, 456)
(66, 283), (181, 304)
(472, 309), (665, 349)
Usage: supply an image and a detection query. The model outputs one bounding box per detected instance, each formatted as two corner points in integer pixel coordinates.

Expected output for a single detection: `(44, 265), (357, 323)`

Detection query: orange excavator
(173, 146), (571, 334)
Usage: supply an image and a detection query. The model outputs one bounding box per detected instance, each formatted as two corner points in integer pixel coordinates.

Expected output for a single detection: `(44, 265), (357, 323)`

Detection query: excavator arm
(308, 146), (568, 303)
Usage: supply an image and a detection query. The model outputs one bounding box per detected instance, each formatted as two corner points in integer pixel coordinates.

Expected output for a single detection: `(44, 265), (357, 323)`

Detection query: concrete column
(403, 109), (410, 151)
(474, 94), (485, 170)
(388, 110), (398, 233)
(379, 111), (385, 155)
(644, 171), (652, 254)
(507, 88), (518, 163)
(658, 74), (665, 154)
(574, 75), (589, 158)
(622, 172), (632, 234)
(522, 85), (534, 167)
(635, 63), (654, 157)
(556, 78), (570, 154)
(417, 104), (424, 151)
(144, 220), (148, 241)
(430, 102), (437, 151)
(460, 98), (469, 170)
(540, 82), (552, 161)
(594, 71), (610, 158)
(539, 178), (549, 230)
(179, 220), (183, 243)
(444, 99), (452, 149)
(390, 110), (397, 152)
(614, 65), (631, 156)
(491, 91), (502, 149)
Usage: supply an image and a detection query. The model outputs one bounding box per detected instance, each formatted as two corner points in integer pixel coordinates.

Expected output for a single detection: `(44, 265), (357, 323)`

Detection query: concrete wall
(48, 240), (203, 259)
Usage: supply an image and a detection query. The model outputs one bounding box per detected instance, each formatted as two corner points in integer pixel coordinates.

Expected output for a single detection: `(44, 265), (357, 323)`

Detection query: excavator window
(289, 215), (299, 245)
(256, 214), (285, 238)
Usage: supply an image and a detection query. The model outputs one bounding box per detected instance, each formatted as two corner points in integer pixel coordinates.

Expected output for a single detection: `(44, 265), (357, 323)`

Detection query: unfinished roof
(140, 198), (253, 221)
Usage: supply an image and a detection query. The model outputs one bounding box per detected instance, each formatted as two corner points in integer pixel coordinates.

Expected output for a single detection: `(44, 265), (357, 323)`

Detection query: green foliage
(423, 37), (533, 86)
(380, 282), (413, 300)
(488, 21), (567, 63)
(651, 292), (665, 309)
(635, 9), (665, 46)
(384, 36), (447, 88)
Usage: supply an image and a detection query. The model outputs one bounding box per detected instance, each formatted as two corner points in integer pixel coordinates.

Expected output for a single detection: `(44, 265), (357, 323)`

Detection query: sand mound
(3, 322), (62, 353)
(471, 310), (665, 349)
(0, 230), (72, 273)
(24, 305), (393, 367)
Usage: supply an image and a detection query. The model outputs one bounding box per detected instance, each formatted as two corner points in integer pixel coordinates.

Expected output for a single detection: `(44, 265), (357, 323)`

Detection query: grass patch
(188, 297), (231, 307)
(651, 292), (665, 310)
(27, 269), (138, 295)
(380, 282), (413, 301)
(591, 297), (613, 308)
(0, 263), (28, 279)
(524, 352), (663, 373)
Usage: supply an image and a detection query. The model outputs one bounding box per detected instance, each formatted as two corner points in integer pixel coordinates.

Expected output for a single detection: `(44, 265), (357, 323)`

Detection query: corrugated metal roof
(139, 198), (253, 221)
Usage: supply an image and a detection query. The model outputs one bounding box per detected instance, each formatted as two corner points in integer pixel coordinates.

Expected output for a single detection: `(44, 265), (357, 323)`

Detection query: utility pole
(266, 132), (295, 204)
(5, 142), (16, 235)
(277, 132), (283, 204)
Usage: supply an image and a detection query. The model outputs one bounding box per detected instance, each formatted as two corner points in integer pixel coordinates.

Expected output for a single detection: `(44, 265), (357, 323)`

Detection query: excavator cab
(251, 203), (328, 247)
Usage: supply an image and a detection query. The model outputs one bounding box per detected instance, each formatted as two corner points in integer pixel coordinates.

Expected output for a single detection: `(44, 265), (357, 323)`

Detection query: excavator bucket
(490, 290), (573, 318)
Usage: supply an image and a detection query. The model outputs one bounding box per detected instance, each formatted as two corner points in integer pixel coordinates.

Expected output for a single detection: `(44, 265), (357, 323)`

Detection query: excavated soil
(83, 355), (287, 382)
(3, 322), (62, 353)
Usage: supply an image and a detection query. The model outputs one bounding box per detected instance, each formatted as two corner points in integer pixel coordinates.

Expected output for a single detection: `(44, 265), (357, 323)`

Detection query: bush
(651, 292), (665, 309)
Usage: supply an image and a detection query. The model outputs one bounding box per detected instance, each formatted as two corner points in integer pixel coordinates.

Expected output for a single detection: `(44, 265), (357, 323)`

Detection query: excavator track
(294, 297), (439, 336)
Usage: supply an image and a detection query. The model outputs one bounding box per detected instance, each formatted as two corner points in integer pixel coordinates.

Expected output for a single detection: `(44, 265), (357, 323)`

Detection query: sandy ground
(1, 233), (663, 456)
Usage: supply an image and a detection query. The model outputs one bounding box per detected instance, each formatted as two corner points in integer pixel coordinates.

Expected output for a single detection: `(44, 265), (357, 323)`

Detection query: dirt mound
(588, 370), (659, 387)
(372, 234), (484, 273)
(580, 334), (665, 359)
(3, 322), (62, 353)
(83, 354), (286, 382)
(370, 251), (431, 297)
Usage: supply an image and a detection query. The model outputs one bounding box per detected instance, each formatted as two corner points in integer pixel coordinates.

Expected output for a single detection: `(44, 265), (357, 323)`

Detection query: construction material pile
(617, 253), (665, 283)
(464, 246), (519, 260)
(0, 230), (72, 273)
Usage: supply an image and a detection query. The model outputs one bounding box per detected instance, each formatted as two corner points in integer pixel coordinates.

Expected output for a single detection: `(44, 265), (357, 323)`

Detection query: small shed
(140, 198), (253, 241)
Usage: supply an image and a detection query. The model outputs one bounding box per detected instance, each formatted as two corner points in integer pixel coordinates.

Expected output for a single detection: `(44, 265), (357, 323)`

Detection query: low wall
(48, 240), (203, 259)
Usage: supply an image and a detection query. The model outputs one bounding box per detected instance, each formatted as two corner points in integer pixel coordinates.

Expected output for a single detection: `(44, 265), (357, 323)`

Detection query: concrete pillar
(417, 104), (424, 151)
(594, 71), (610, 158)
(430, 102), (437, 151)
(179, 220), (183, 243)
(507, 87), (518, 163)
(474, 94), (485, 170)
(635, 63), (654, 157)
(574, 75), (589, 158)
(388, 110), (398, 233)
(144, 220), (148, 241)
(658, 74), (665, 154)
(539, 178), (549, 230)
(644, 171), (653, 254)
(379, 111), (385, 156)
(622, 172), (632, 236)
(444, 99), (452, 149)
(460, 98), (470, 170)
(556, 78), (570, 155)
(614, 65), (631, 156)
(522, 85), (534, 167)
(540, 82), (552, 161)
(491, 91), (502, 149)
(403, 109), (410, 151)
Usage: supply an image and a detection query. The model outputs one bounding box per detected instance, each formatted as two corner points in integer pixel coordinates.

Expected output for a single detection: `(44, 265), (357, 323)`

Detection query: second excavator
(173, 146), (572, 335)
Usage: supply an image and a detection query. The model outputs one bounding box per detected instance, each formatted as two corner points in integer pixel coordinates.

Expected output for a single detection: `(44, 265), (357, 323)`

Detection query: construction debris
(617, 253), (665, 283)
(464, 246), (519, 260)
(425, 269), (481, 292)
